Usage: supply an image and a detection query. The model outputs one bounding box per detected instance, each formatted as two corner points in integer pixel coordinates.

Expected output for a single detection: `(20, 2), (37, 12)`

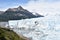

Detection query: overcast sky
(0, 0), (60, 15)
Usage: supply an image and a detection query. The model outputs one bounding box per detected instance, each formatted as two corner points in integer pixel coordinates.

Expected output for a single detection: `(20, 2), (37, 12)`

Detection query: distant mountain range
(0, 6), (44, 21)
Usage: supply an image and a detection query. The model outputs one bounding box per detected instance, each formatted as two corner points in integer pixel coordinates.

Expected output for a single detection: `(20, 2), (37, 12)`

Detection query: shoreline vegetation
(0, 27), (29, 40)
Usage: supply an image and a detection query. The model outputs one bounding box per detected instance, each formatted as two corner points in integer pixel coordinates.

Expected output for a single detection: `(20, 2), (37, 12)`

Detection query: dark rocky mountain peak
(7, 6), (25, 11)
(0, 6), (44, 21)
(18, 6), (24, 10)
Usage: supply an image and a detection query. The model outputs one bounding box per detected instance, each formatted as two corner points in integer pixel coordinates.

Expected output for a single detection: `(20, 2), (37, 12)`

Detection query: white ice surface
(8, 14), (60, 40)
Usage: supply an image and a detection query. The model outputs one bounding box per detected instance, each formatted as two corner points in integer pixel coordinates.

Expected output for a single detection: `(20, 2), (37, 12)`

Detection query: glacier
(8, 14), (60, 40)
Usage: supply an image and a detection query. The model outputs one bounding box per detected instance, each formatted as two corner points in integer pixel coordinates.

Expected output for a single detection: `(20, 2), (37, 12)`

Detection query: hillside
(0, 27), (27, 40)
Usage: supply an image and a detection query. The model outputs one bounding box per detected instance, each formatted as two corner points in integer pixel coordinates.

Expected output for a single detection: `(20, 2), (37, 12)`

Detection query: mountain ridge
(0, 11), (4, 14)
(0, 6), (44, 21)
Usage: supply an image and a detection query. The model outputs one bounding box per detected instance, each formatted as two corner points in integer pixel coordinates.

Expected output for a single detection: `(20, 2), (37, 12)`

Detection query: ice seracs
(7, 13), (60, 40)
